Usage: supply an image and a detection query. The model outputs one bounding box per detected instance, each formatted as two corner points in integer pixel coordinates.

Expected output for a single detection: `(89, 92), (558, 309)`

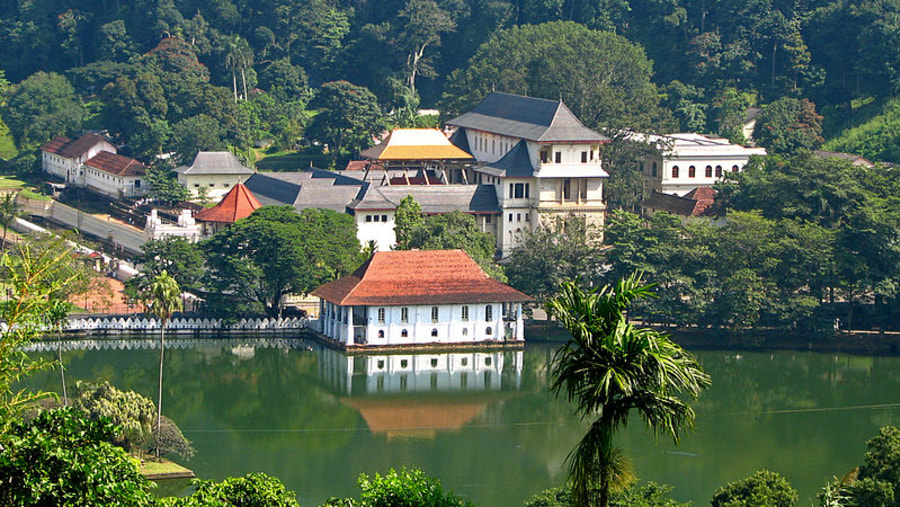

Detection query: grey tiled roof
(350, 184), (500, 214)
(177, 152), (255, 175)
(446, 92), (610, 143)
(243, 170), (365, 212)
(480, 141), (535, 178)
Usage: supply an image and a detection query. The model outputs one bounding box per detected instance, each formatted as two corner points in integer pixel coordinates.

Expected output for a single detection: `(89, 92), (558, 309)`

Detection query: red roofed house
(194, 181), (262, 235)
(82, 151), (149, 199)
(40, 133), (116, 184)
(312, 250), (532, 347)
(40, 133), (149, 199)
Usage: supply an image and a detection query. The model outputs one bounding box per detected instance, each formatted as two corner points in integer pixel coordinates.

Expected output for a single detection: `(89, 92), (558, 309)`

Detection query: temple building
(312, 250), (532, 348)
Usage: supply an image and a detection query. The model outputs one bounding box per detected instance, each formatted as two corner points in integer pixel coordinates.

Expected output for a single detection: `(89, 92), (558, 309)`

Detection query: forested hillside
(1, 0), (898, 166)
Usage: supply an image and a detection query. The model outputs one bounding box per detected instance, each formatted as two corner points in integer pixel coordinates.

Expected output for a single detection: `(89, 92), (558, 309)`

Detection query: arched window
(401, 329), (408, 337)
(705, 165), (713, 178)
(485, 305), (493, 321)
(688, 166), (696, 178)
(486, 327), (493, 336)
(672, 166), (679, 178)
(652, 162), (658, 177)
(431, 328), (438, 337)
(377, 330), (384, 338)
(732, 165), (740, 172)
(462, 328), (468, 336)
(715, 165), (723, 177)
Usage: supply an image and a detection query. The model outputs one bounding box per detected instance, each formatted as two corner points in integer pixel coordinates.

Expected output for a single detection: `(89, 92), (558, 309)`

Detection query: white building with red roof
(312, 250), (532, 347)
(40, 133), (149, 199)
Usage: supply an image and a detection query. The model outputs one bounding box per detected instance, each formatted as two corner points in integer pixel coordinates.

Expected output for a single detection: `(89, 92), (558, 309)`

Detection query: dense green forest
(1, 0), (900, 166)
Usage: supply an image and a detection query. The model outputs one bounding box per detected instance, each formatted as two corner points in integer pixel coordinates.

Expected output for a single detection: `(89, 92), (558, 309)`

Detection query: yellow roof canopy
(360, 129), (474, 161)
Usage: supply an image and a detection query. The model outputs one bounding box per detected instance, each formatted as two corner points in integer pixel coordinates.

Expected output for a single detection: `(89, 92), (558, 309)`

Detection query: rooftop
(40, 133), (112, 159)
(194, 182), (262, 223)
(84, 151), (146, 177)
(360, 129), (474, 161)
(446, 92), (610, 144)
(313, 250), (532, 306)
(178, 152), (255, 176)
(350, 184), (499, 214)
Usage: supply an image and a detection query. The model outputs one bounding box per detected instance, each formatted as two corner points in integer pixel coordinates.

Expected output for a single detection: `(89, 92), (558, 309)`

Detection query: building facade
(635, 133), (767, 196)
(446, 92), (611, 257)
(312, 250), (531, 347)
(176, 152), (255, 199)
(40, 133), (148, 199)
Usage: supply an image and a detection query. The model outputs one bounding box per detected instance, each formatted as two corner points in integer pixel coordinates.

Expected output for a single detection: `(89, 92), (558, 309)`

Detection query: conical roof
(194, 182), (262, 223)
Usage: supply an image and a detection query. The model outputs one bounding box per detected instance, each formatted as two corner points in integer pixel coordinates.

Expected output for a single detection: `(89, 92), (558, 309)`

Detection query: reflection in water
(19, 340), (900, 507)
(319, 349), (524, 438)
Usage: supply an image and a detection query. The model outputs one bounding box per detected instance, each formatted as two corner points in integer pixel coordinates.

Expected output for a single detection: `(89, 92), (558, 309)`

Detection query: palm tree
(143, 270), (182, 459)
(546, 272), (711, 507)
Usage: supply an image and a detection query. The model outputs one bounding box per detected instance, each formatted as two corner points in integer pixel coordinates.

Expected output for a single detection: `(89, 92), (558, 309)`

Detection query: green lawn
(254, 148), (330, 171)
(0, 176), (24, 189)
(0, 133), (18, 161)
(140, 457), (195, 479)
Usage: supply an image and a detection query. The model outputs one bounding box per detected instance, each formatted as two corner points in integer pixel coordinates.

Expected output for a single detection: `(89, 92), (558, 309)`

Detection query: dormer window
(540, 150), (549, 163)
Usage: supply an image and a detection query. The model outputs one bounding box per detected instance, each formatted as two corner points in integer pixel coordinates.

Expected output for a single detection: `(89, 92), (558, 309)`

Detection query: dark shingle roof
(350, 184), (499, 214)
(41, 133), (111, 159)
(446, 92), (610, 143)
(479, 141), (535, 178)
(243, 170), (365, 212)
(178, 152), (254, 176)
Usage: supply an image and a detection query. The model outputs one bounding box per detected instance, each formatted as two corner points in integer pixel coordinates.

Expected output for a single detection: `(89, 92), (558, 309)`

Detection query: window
(194, 184), (200, 188)
(486, 327), (493, 335)
(485, 215), (492, 224)
(516, 213), (521, 222)
(508, 213), (513, 222)
(652, 162), (658, 177)
(401, 329), (408, 337)
(581, 151), (588, 163)
(373, 215), (380, 222)
(563, 179), (571, 200)
(377, 359), (385, 369)
(461, 305), (469, 321)
(514, 183), (525, 198)
(431, 328), (438, 337)
(431, 358), (438, 367)
(431, 306), (439, 323)
(540, 150), (550, 163)
(525, 184), (530, 198)
(732, 165), (740, 172)
(365, 215), (372, 222)
(135, 180), (141, 188)
(525, 213), (530, 222)
(462, 328), (468, 336)
(509, 183), (514, 197)
(705, 165), (713, 178)
(377, 330), (384, 338)
(485, 357), (492, 366)
(377, 307), (385, 323)
(715, 165), (723, 177)
(401, 359), (408, 368)
(555, 152), (562, 163)
(461, 357), (468, 366)
(224, 183), (230, 187)
(688, 166), (696, 178)
(579, 180), (587, 201)
(382, 215), (387, 222)
(401, 307), (408, 323)
(485, 305), (493, 321)
(209, 183), (214, 187)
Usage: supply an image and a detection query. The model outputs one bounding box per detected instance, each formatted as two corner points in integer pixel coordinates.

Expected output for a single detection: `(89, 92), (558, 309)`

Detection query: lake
(22, 337), (900, 506)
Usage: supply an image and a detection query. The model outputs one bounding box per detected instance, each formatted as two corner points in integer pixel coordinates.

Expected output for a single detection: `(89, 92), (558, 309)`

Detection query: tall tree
(546, 273), (710, 507)
(4, 72), (85, 149)
(397, 0), (456, 94)
(753, 97), (824, 155)
(142, 270), (182, 460)
(306, 81), (383, 166)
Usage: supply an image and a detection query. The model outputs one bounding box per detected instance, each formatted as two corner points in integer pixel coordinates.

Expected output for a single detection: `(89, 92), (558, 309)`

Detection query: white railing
(2, 316), (310, 336)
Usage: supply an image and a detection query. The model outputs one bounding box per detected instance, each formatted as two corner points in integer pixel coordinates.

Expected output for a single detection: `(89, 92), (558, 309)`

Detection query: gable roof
(479, 140), (535, 178)
(350, 184), (499, 214)
(244, 170), (366, 212)
(178, 152), (254, 176)
(40, 133), (111, 159)
(446, 92), (610, 144)
(194, 182), (262, 223)
(313, 250), (532, 306)
(84, 151), (146, 177)
(359, 129), (474, 161)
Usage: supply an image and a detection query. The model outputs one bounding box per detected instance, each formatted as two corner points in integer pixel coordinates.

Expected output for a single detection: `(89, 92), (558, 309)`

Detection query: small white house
(312, 250), (532, 347)
(82, 151), (149, 199)
(40, 133), (117, 184)
(176, 152), (255, 199)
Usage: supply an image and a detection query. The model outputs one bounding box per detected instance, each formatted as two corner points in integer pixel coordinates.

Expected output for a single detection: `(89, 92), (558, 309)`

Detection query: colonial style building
(312, 250), (531, 348)
(634, 133), (767, 196)
(175, 151), (255, 199)
(40, 133), (149, 199)
(446, 92), (611, 256)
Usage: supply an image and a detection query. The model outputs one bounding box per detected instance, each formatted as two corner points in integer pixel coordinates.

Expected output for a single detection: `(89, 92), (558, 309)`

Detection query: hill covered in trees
(1, 0), (899, 166)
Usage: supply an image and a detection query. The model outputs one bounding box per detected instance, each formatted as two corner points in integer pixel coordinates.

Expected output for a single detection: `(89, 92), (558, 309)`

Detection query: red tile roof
(683, 187), (717, 216)
(195, 182), (262, 223)
(42, 133), (111, 159)
(313, 250), (533, 306)
(84, 151), (146, 177)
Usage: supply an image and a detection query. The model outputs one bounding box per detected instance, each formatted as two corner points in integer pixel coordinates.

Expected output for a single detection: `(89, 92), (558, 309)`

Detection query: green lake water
(22, 338), (900, 506)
